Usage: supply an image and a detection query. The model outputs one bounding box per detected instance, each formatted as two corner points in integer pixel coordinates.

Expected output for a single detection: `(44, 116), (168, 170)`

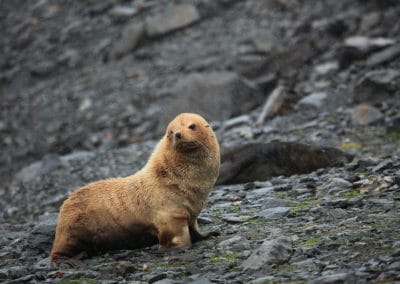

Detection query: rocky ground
(1, 0), (400, 283)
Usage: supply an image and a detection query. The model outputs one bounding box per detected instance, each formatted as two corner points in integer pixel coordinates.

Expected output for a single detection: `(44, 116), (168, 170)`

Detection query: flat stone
(298, 92), (328, 109)
(110, 23), (145, 59)
(314, 62), (338, 75)
(261, 197), (295, 209)
(366, 44), (400, 67)
(351, 104), (384, 125)
(344, 36), (395, 52)
(241, 237), (292, 271)
(353, 69), (400, 103)
(145, 4), (200, 37)
(109, 6), (137, 23)
(258, 207), (291, 219)
(30, 61), (57, 77)
(217, 235), (246, 248)
(257, 85), (287, 123)
(311, 272), (357, 284)
(316, 178), (352, 197)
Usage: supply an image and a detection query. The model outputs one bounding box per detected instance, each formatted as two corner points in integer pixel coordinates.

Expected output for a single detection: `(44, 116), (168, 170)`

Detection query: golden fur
(50, 113), (220, 262)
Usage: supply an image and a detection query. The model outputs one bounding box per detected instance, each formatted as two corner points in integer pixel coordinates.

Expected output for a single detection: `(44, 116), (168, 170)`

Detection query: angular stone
(261, 197), (295, 209)
(217, 235), (246, 248)
(110, 23), (145, 59)
(109, 6), (137, 23)
(157, 72), (261, 133)
(27, 213), (58, 252)
(257, 207), (291, 219)
(311, 272), (357, 284)
(344, 36), (395, 52)
(353, 69), (400, 103)
(316, 178), (352, 197)
(351, 104), (383, 125)
(366, 44), (400, 67)
(145, 4), (200, 37)
(297, 92), (328, 109)
(257, 85), (287, 123)
(30, 61), (57, 77)
(241, 237), (292, 271)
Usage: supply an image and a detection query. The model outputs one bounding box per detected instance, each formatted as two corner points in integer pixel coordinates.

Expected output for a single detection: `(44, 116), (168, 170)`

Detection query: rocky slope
(1, 0), (400, 283)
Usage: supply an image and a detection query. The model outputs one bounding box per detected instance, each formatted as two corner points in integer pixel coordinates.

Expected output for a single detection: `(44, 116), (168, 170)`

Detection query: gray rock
(109, 6), (137, 23)
(311, 272), (357, 284)
(221, 215), (243, 224)
(12, 154), (61, 186)
(0, 266), (29, 280)
(145, 4), (200, 37)
(30, 61), (57, 77)
(27, 213), (58, 252)
(258, 207), (291, 219)
(217, 235), (246, 248)
(157, 72), (261, 133)
(261, 197), (295, 209)
(110, 23), (145, 59)
(241, 237), (292, 271)
(353, 69), (400, 103)
(58, 49), (80, 68)
(372, 159), (393, 172)
(316, 178), (352, 197)
(366, 44), (400, 67)
(351, 104), (384, 125)
(314, 62), (338, 75)
(250, 187), (275, 197)
(344, 36), (395, 53)
(257, 85), (287, 123)
(298, 92), (328, 109)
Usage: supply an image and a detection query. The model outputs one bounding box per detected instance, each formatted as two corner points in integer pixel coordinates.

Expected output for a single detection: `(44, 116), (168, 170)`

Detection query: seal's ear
(205, 125), (210, 128)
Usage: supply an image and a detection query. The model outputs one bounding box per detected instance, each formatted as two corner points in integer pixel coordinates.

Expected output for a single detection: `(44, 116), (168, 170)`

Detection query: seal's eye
(188, 124), (196, 130)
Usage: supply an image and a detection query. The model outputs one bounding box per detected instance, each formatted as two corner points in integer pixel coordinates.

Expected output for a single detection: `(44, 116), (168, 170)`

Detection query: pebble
(145, 4), (200, 37)
(351, 104), (384, 125)
(241, 237), (292, 271)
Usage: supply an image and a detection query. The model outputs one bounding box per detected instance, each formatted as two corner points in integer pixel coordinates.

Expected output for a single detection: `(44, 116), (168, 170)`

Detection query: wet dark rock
(353, 69), (400, 103)
(157, 72), (261, 133)
(145, 4), (200, 37)
(217, 142), (353, 185)
(351, 104), (384, 125)
(241, 236), (292, 271)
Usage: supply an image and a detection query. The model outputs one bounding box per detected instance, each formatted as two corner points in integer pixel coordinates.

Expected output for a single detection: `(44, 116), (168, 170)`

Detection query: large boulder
(157, 72), (262, 133)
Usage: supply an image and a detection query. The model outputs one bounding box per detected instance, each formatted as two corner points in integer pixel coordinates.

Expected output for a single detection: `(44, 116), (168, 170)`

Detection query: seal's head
(166, 113), (217, 154)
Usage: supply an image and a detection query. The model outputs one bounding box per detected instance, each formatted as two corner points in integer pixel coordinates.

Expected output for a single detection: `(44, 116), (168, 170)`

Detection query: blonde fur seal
(50, 113), (220, 262)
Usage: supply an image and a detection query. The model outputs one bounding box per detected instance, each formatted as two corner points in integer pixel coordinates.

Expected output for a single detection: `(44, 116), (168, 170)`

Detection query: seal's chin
(175, 141), (201, 152)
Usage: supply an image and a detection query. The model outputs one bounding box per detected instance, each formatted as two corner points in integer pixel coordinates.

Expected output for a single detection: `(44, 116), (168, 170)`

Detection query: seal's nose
(175, 132), (182, 139)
